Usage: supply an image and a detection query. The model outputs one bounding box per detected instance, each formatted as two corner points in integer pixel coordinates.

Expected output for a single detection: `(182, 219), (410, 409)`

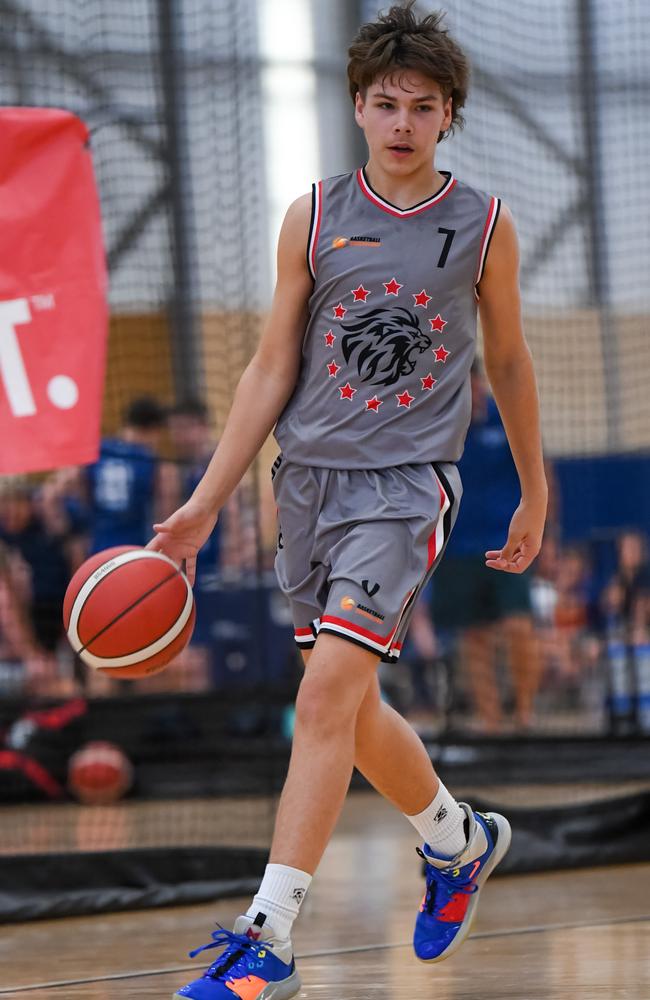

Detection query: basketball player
(151, 6), (548, 997)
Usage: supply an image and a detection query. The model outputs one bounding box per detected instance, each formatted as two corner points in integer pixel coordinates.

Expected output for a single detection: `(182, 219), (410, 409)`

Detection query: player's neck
(363, 159), (447, 210)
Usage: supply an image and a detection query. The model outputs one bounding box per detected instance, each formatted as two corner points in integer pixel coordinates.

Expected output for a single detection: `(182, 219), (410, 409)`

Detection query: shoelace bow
(416, 847), (479, 915)
(189, 926), (270, 980)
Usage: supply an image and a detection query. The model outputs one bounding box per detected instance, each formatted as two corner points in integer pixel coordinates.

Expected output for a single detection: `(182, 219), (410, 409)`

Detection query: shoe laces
(189, 926), (272, 981)
(416, 847), (479, 915)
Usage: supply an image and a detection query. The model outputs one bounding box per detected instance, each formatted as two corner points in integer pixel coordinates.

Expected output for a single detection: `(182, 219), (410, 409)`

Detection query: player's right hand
(147, 500), (218, 585)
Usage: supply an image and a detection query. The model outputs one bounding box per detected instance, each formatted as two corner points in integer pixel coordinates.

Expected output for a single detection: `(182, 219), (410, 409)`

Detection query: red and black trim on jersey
(357, 166), (456, 218)
(474, 195), (501, 299)
(307, 181), (323, 280)
(299, 463), (457, 663)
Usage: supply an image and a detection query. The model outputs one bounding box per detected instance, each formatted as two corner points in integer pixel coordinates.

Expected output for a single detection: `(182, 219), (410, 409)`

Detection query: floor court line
(3, 912), (649, 994)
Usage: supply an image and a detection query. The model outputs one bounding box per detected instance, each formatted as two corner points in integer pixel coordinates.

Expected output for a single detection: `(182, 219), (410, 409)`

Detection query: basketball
(68, 741), (133, 805)
(63, 546), (195, 679)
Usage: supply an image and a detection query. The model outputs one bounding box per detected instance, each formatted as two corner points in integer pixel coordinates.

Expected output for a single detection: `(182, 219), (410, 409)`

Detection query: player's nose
(393, 117), (413, 134)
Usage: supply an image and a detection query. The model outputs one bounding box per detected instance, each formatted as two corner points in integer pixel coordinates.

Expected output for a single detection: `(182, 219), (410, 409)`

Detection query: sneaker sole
(173, 969), (301, 1000)
(417, 811), (512, 964)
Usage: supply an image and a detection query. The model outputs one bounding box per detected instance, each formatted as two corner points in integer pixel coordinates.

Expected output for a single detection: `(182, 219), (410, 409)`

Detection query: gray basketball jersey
(274, 167), (500, 468)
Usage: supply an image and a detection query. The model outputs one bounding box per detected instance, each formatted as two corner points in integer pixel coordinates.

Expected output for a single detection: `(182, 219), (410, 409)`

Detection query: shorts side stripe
(319, 615), (389, 648)
(317, 626), (387, 659)
(432, 463), (457, 553)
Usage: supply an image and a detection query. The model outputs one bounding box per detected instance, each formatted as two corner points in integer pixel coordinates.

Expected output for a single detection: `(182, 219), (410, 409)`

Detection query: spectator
(430, 362), (543, 733)
(601, 530), (650, 642)
(553, 545), (598, 679)
(51, 396), (177, 552)
(0, 538), (59, 694)
(534, 540), (598, 681)
(0, 477), (80, 671)
(45, 397), (178, 696)
(85, 396), (177, 554)
(163, 399), (221, 691)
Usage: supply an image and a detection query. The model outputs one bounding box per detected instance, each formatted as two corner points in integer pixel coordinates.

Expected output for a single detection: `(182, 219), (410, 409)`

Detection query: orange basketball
(63, 546), (195, 679)
(68, 740), (133, 804)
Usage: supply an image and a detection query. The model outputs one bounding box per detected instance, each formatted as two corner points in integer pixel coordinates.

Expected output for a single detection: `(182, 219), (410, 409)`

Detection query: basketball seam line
(75, 567), (182, 656)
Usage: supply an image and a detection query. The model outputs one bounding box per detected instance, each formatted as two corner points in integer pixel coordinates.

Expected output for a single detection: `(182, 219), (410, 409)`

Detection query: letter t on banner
(0, 108), (108, 474)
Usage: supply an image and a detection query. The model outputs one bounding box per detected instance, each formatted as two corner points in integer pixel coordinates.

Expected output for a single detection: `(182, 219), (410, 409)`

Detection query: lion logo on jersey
(340, 307), (431, 387)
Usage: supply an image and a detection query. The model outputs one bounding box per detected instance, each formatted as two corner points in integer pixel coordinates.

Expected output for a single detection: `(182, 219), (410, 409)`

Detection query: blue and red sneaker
(413, 803), (511, 963)
(174, 912), (301, 1000)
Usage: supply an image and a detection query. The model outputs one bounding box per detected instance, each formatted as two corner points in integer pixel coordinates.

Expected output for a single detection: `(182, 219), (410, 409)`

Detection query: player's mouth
(388, 143), (414, 158)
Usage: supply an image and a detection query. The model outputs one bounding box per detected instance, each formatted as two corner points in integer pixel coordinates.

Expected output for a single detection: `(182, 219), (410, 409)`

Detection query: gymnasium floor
(2, 792), (649, 999)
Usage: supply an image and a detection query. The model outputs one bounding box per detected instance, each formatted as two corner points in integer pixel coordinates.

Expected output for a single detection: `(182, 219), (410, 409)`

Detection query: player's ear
(354, 91), (366, 129)
(442, 96), (453, 132)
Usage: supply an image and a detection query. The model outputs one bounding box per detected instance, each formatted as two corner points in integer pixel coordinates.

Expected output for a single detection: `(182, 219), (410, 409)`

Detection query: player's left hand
(485, 499), (545, 574)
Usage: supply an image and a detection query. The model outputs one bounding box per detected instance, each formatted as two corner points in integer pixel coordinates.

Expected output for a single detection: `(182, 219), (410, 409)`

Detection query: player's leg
(297, 649), (510, 965)
(300, 646), (441, 812)
(269, 632), (379, 872)
(174, 632), (378, 1000)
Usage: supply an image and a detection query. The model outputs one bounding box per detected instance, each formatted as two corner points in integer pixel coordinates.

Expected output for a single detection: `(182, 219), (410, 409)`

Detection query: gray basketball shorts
(271, 456), (461, 663)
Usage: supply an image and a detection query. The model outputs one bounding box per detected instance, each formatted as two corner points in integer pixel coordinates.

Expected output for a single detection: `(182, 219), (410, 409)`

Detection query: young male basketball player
(151, 5), (547, 998)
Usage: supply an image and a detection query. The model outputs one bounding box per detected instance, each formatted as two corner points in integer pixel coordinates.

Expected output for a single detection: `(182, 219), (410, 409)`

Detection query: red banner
(0, 108), (107, 474)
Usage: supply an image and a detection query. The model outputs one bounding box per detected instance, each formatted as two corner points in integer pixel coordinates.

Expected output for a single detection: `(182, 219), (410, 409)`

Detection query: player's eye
(376, 102), (394, 109)
(416, 105), (433, 112)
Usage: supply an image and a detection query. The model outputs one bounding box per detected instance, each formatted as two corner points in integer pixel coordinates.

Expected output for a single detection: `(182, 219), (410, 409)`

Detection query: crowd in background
(0, 388), (648, 736)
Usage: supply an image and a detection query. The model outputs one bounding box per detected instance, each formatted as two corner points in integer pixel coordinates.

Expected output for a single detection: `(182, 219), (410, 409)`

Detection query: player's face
(354, 71), (452, 174)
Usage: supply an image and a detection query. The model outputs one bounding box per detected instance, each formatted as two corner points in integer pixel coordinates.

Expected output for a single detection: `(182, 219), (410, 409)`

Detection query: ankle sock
(404, 782), (467, 858)
(244, 863), (312, 942)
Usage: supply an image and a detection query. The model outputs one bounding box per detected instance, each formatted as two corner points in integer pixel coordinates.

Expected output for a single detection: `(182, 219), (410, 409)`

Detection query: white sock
(405, 782), (467, 858)
(245, 863), (312, 942)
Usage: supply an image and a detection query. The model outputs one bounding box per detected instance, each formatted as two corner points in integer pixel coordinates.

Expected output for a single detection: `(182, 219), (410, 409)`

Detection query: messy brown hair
(347, 2), (469, 142)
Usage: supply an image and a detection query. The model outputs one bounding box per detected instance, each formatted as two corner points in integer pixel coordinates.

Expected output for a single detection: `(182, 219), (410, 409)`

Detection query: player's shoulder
(454, 176), (515, 226)
(450, 175), (496, 211)
(280, 172), (355, 248)
(286, 172), (354, 213)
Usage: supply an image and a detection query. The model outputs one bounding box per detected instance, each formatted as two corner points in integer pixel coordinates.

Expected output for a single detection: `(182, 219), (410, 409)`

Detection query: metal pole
(157, 0), (201, 400)
(577, 0), (621, 452)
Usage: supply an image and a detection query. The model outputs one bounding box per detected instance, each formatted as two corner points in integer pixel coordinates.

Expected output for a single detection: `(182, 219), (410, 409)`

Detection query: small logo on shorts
(362, 580), (381, 598)
(340, 596), (356, 611)
(355, 603), (385, 623)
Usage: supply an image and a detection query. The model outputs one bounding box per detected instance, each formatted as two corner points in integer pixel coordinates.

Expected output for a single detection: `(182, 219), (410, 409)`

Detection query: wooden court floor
(2, 792), (649, 999)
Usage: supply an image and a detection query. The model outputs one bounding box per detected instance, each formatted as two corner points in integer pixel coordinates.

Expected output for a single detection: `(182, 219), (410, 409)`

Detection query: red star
(333, 302), (347, 319)
(365, 396), (383, 412)
(339, 382), (357, 400)
(420, 373), (437, 390)
(433, 344), (450, 363)
(327, 360), (341, 378)
(429, 313), (447, 333)
(351, 284), (371, 302)
(413, 289), (432, 308)
(383, 277), (403, 296)
(396, 389), (415, 408)
(324, 330), (336, 347)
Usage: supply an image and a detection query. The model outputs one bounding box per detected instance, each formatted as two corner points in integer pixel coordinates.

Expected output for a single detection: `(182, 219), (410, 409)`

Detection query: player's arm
(477, 204), (548, 574)
(192, 194), (312, 510)
(149, 194), (313, 577)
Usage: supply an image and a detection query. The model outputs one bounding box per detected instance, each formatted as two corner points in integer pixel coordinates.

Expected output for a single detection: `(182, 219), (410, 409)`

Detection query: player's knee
(294, 674), (352, 735)
(295, 665), (371, 735)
